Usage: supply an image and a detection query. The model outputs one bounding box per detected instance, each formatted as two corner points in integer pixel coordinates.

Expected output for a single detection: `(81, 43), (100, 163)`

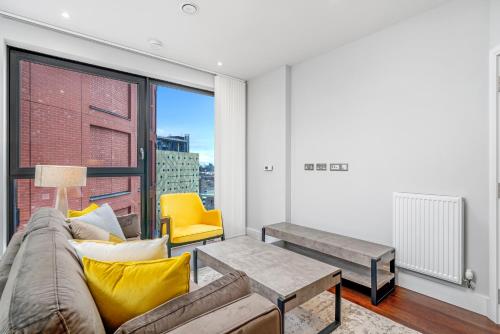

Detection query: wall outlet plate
(330, 163), (340, 171)
(304, 163), (314, 171)
(316, 163), (327, 171)
(331, 163), (348, 171)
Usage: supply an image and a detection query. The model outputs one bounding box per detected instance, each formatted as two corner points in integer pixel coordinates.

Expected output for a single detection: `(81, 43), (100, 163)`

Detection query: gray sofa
(0, 208), (281, 334)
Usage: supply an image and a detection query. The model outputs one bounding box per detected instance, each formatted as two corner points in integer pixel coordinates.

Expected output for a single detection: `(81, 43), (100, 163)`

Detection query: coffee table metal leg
(193, 249), (198, 284)
(335, 280), (342, 324)
(277, 281), (341, 334)
(317, 275), (342, 334)
(277, 297), (286, 334)
(262, 227), (266, 242)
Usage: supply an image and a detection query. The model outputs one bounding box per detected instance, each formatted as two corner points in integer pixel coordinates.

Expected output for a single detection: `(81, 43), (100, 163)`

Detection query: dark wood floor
(328, 284), (500, 334)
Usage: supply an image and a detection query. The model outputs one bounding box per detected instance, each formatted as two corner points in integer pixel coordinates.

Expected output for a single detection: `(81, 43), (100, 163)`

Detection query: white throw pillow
(67, 203), (126, 240)
(69, 235), (169, 262)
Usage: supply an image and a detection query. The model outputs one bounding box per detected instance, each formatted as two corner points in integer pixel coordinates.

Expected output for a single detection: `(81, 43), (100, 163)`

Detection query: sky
(156, 85), (214, 165)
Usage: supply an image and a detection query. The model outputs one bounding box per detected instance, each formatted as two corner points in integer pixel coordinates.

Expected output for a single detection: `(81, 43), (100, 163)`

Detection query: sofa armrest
(117, 213), (141, 240)
(114, 271), (251, 334)
(167, 293), (281, 334)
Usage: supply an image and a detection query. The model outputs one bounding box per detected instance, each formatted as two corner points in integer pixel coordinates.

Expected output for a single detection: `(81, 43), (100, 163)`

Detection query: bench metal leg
(371, 257), (396, 305)
(261, 227), (266, 242)
(193, 249), (198, 284)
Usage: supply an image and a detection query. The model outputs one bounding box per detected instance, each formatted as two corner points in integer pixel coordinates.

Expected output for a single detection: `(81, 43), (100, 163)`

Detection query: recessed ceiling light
(217, 61), (223, 67)
(148, 39), (163, 50)
(181, 3), (198, 15)
(61, 11), (70, 19)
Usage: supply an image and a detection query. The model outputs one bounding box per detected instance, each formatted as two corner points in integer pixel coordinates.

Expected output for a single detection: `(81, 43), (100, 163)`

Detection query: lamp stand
(55, 187), (68, 216)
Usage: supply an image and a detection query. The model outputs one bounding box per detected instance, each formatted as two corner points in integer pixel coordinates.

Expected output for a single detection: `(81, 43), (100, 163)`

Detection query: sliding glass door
(149, 81), (215, 236)
(8, 48), (147, 238)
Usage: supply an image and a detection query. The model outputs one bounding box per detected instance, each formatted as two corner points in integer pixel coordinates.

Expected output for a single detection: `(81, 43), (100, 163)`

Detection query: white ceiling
(0, 0), (448, 79)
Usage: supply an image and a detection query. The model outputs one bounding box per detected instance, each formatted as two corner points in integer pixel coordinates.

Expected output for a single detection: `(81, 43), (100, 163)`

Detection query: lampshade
(35, 165), (87, 188)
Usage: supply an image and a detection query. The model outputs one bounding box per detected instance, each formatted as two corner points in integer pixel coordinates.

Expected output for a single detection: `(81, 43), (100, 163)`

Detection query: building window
(8, 49), (146, 237)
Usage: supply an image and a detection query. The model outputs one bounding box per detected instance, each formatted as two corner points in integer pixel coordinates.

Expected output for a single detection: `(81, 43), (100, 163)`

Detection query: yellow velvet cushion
(83, 253), (191, 332)
(67, 203), (99, 218)
(169, 224), (223, 244)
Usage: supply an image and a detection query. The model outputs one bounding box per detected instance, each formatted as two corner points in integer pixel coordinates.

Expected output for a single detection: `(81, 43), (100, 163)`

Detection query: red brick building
(16, 60), (141, 229)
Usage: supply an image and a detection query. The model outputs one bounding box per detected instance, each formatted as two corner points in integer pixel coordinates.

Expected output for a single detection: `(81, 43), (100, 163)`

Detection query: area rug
(195, 267), (420, 334)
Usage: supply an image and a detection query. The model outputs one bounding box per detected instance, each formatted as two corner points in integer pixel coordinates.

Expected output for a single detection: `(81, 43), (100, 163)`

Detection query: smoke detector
(181, 3), (198, 15)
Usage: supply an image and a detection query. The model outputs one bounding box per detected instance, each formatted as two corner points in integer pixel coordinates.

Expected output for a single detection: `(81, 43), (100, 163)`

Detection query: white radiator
(393, 192), (464, 284)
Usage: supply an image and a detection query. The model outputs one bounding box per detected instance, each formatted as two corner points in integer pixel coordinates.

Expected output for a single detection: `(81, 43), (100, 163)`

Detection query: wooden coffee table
(193, 236), (342, 334)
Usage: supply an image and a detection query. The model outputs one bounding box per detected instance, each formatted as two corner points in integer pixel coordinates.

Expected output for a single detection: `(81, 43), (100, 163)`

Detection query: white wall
(0, 16), (215, 253)
(490, 0), (500, 48)
(247, 0), (494, 316)
(246, 66), (290, 233)
(290, 0), (490, 313)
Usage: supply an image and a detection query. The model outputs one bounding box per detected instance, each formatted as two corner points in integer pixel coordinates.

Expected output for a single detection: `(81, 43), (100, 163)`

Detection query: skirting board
(397, 268), (489, 317)
(246, 227), (490, 318)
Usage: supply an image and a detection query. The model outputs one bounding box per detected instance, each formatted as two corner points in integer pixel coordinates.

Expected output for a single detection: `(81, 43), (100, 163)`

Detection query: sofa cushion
(67, 203), (126, 240)
(68, 203), (99, 218)
(69, 220), (124, 242)
(69, 236), (169, 262)
(0, 230), (25, 297)
(83, 253), (191, 332)
(167, 293), (281, 334)
(117, 213), (142, 240)
(0, 208), (105, 334)
(114, 270), (251, 334)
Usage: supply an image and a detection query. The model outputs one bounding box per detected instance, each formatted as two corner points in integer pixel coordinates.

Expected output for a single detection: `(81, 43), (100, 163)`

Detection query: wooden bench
(262, 222), (395, 305)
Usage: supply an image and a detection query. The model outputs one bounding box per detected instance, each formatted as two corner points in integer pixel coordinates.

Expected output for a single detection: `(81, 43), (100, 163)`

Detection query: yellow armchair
(160, 193), (224, 257)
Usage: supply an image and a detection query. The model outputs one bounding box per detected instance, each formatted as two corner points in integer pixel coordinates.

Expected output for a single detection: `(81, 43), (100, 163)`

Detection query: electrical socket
(304, 163), (314, 171)
(316, 163), (327, 171)
(331, 163), (348, 171)
(330, 163), (340, 171)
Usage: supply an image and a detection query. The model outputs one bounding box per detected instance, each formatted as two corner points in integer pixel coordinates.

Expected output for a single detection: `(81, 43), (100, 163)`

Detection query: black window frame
(7, 47), (149, 239)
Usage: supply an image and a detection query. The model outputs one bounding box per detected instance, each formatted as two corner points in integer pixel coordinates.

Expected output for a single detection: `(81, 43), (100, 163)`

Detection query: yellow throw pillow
(68, 203), (99, 218)
(83, 253), (191, 332)
(68, 235), (169, 262)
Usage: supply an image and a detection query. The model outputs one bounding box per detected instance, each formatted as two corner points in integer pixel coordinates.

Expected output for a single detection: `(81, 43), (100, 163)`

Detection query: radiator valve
(464, 269), (474, 289)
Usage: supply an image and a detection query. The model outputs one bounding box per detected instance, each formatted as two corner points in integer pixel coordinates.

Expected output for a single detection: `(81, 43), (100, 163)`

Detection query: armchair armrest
(117, 213), (141, 240)
(161, 217), (172, 238)
(203, 209), (223, 227)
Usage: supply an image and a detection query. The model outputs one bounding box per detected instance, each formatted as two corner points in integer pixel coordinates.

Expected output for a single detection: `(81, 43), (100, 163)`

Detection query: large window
(8, 48), (216, 241)
(8, 49), (147, 238)
(150, 82), (215, 235)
